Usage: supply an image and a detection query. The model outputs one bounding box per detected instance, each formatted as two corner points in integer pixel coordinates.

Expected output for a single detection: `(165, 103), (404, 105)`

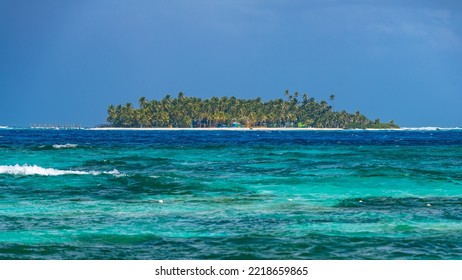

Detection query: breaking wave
(0, 164), (120, 176)
(401, 127), (462, 131)
(52, 143), (78, 149)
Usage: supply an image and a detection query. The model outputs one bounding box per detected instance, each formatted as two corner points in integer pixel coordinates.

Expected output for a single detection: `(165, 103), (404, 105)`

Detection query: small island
(106, 91), (399, 129)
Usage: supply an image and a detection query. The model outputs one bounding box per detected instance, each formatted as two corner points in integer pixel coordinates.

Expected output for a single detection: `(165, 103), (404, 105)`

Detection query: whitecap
(52, 143), (78, 149)
(0, 164), (121, 177)
(401, 127), (462, 131)
(104, 169), (124, 177)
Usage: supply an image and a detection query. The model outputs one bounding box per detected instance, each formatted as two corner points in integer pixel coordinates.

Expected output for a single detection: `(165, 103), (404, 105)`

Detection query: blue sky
(1, 0), (461, 127)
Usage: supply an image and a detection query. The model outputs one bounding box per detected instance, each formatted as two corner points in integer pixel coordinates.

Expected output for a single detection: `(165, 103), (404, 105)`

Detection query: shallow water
(0, 129), (461, 259)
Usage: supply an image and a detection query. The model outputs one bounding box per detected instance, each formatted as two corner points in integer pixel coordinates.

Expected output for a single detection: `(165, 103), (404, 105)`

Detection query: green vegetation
(106, 91), (399, 129)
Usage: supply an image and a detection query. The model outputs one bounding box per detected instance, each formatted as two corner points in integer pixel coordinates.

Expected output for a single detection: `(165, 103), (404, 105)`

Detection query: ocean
(0, 128), (461, 259)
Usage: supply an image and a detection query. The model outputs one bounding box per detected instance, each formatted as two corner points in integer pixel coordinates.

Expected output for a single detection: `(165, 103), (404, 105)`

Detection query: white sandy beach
(89, 127), (390, 131)
(88, 127), (462, 131)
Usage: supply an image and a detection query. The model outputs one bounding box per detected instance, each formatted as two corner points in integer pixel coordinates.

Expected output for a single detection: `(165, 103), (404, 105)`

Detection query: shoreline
(89, 127), (396, 131)
(2, 126), (460, 131)
(88, 127), (462, 131)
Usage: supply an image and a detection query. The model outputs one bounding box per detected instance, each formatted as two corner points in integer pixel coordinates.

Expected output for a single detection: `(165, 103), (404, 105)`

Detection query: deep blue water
(0, 129), (461, 259)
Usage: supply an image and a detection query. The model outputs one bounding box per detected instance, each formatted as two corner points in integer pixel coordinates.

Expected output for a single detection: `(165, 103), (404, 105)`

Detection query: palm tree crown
(106, 92), (398, 129)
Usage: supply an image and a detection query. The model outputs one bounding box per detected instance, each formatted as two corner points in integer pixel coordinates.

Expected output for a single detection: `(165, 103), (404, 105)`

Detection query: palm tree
(161, 95), (173, 126)
(137, 97), (151, 127)
(106, 92), (398, 129)
(329, 94), (335, 112)
(107, 105), (116, 125)
(120, 102), (136, 127)
(138, 96), (148, 109)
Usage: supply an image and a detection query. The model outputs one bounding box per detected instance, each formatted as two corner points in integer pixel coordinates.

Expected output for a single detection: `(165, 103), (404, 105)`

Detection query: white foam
(105, 169), (123, 177)
(52, 143), (78, 149)
(401, 127), (462, 131)
(0, 164), (120, 176)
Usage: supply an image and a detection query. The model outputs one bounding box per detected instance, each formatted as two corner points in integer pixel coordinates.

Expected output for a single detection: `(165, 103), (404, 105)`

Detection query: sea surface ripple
(0, 129), (461, 259)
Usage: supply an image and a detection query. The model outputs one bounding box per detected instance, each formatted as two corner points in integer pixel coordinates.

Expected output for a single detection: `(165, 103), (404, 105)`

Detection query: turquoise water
(0, 129), (461, 259)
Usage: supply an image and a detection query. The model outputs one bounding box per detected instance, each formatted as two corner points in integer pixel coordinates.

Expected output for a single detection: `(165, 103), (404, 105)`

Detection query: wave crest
(0, 164), (120, 176)
(52, 144), (78, 149)
(401, 127), (462, 131)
